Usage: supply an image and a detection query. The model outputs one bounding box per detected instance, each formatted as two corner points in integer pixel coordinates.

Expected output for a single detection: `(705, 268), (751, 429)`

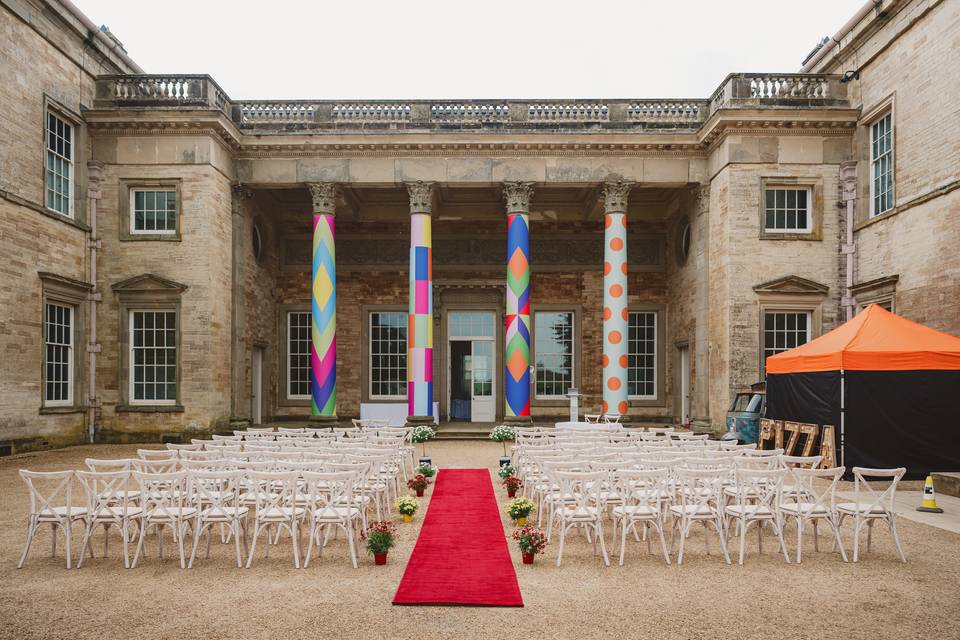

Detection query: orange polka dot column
(601, 180), (634, 417)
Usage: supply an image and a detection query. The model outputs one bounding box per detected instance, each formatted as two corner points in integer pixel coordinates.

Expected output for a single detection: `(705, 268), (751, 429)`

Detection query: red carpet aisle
(392, 468), (523, 606)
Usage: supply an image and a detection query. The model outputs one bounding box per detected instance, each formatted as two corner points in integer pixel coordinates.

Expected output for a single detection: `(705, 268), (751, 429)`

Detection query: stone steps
(933, 472), (960, 498)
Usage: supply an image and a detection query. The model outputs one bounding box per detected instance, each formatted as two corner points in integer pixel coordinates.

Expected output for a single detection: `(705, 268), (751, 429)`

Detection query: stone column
(308, 183), (337, 421)
(406, 181), (434, 423)
(503, 182), (534, 422)
(601, 179), (634, 417)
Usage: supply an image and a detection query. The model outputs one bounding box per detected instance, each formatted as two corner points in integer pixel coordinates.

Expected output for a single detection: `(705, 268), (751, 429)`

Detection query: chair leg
(304, 521), (316, 569)
(17, 519), (38, 569)
(795, 517), (803, 564)
(656, 522), (671, 565)
(738, 520), (747, 565)
(51, 522), (57, 560)
(619, 520), (628, 566)
(597, 521), (609, 566)
(291, 519), (301, 569)
(177, 521), (188, 569)
(346, 520), (358, 569)
(889, 516), (907, 563)
(852, 516), (862, 562)
(132, 519), (148, 568)
(556, 523), (566, 567)
(830, 517), (848, 562)
(188, 521), (204, 569)
(774, 518), (791, 563)
(77, 520), (94, 568)
(64, 521), (72, 569)
(677, 520), (687, 565)
(246, 521), (261, 568)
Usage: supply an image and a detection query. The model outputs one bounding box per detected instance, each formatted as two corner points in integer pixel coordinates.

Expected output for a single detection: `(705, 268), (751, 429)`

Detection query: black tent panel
(845, 370), (960, 479)
(766, 372), (841, 427)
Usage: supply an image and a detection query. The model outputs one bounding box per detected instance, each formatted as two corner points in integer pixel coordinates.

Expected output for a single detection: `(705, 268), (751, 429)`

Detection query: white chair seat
(836, 501), (887, 515)
(725, 504), (774, 517)
(669, 504), (714, 517)
(100, 489), (140, 500)
(201, 506), (249, 519)
(38, 506), (87, 519)
(612, 505), (657, 517)
(779, 502), (829, 516)
(559, 505), (600, 518)
(147, 507), (197, 519)
(312, 506), (361, 520)
(259, 506), (305, 519)
(90, 506), (143, 519)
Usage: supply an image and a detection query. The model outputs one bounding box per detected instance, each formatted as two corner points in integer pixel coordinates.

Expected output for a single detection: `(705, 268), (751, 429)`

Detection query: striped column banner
(309, 184), (336, 418)
(407, 182), (434, 418)
(504, 183), (533, 418)
(602, 180), (633, 417)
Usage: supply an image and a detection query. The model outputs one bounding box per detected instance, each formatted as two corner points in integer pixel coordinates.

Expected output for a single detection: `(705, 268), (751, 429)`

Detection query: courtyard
(3, 440), (959, 640)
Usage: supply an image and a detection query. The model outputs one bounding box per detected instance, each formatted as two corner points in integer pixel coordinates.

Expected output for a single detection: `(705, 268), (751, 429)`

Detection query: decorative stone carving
(86, 161), (105, 200)
(308, 183), (337, 215)
(602, 179), (635, 213)
(231, 183), (252, 216)
(502, 182), (535, 214)
(405, 181), (434, 214)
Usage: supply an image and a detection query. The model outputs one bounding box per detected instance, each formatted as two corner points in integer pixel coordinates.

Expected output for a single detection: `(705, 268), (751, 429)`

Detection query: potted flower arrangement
(498, 465), (517, 480)
(489, 424), (516, 467)
(512, 525), (547, 564)
(407, 474), (428, 497)
(411, 425), (436, 466)
(506, 497), (535, 525)
(362, 520), (397, 565)
(502, 475), (523, 498)
(415, 462), (437, 483)
(396, 496), (419, 523)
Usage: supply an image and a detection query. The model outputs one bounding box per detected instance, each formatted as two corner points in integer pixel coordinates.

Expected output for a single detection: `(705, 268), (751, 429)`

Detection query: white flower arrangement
(489, 424), (516, 443)
(411, 425), (436, 444)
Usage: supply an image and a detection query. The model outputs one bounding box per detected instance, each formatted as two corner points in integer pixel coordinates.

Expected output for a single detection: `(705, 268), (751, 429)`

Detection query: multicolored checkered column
(308, 183), (337, 420)
(503, 182), (534, 421)
(601, 180), (634, 418)
(406, 181), (434, 420)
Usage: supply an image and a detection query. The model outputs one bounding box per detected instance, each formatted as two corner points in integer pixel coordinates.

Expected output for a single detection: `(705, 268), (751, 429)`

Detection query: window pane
(369, 311), (408, 398)
(535, 312), (573, 398)
(628, 312), (657, 399)
(131, 310), (177, 404)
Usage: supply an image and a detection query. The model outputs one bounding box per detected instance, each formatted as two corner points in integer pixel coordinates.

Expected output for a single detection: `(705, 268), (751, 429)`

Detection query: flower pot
(418, 456), (432, 467)
(507, 489), (516, 498)
(374, 552), (388, 565)
(402, 514), (413, 523)
(522, 551), (535, 564)
(499, 456), (512, 467)
(416, 488), (424, 497)
(516, 516), (526, 526)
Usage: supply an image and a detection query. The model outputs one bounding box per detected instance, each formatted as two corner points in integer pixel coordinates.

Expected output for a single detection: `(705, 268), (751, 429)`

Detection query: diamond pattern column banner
(310, 196), (337, 417)
(504, 182), (534, 418)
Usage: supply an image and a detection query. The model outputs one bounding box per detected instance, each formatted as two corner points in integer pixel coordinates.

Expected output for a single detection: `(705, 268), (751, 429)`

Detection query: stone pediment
(753, 275), (829, 295)
(111, 273), (188, 294)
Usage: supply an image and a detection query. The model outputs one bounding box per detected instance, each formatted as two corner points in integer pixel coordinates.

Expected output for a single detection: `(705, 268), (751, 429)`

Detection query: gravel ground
(1, 441), (958, 640)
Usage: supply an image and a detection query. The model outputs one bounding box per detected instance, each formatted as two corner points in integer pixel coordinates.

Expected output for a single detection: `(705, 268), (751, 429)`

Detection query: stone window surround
(530, 303), (583, 408)
(38, 272), (91, 414)
(756, 295), (825, 377)
(852, 275), (898, 313)
(277, 304), (311, 408)
(627, 302), (666, 408)
(42, 94), (87, 228)
(114, 278), (185, 413)
(757, 176), (824, 241)
(855, 93), (897, 229)
(118, 178), (183, 241)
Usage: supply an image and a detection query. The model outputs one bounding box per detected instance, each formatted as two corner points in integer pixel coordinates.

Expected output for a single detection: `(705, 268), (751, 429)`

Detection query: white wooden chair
(245, 471), (305, 568)
(779, 466), (847, 563)
(837, 467), (907, 562)
(669, 468), (731, 565)
(610, 468), (671, 565)
(166, 443), (201, 452)
(75, 470), (142, 568)
(131, 470), (196, 569)
(552, 470), (610, 567)
(301, 470), (363, 568)
(724, 468), (790, 564)
(17, 470), (87, 569)
(137, 449), (178, 461)
(187, 470), (249, 568)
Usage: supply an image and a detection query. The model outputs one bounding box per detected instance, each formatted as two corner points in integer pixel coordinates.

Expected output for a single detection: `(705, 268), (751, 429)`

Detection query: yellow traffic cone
(917, 475), (944, 513)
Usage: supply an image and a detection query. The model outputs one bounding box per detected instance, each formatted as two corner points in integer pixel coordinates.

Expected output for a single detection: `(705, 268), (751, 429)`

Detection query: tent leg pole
(840, 369), (845, 469)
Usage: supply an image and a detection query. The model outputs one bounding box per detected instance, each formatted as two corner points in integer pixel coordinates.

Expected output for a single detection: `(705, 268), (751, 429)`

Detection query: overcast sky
(77, 0), (864, 100)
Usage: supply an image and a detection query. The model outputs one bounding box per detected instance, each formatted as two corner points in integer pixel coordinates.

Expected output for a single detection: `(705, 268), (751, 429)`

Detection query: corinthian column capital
(602, 178), (635, 214)
(502, 182), (535, 214)
(308, 183), (338, 215)
(405, 181), (434, 214)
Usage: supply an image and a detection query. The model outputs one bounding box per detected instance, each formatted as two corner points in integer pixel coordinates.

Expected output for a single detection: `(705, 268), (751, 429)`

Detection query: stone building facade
(1, 0), (957, 451)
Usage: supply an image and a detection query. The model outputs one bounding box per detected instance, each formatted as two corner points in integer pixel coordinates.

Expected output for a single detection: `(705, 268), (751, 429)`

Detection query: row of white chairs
(516, 447), (907, 567)
(17, 465), (383, 571)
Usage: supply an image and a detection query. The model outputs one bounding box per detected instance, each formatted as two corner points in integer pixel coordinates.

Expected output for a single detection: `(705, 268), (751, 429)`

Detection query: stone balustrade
(93, 72), (849, 130)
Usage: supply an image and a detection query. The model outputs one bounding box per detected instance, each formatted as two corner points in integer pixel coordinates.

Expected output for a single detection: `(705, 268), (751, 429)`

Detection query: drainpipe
(799, 0), (884, 72)
(86, 162), (104, 443)
(840, 162), (858, 321)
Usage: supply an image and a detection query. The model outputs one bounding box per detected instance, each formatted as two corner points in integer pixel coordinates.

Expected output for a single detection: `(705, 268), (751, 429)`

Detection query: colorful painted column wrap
(311, 212), (336, 416)
(505, 211), (531, 417)
(408, 212), (433, 417)
(602, 210), (629, 416)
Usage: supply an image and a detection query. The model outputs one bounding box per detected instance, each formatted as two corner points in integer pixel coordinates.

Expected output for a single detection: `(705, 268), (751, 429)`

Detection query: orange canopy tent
(766, 305), (960, 478)
(767, 304), (960, 374)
